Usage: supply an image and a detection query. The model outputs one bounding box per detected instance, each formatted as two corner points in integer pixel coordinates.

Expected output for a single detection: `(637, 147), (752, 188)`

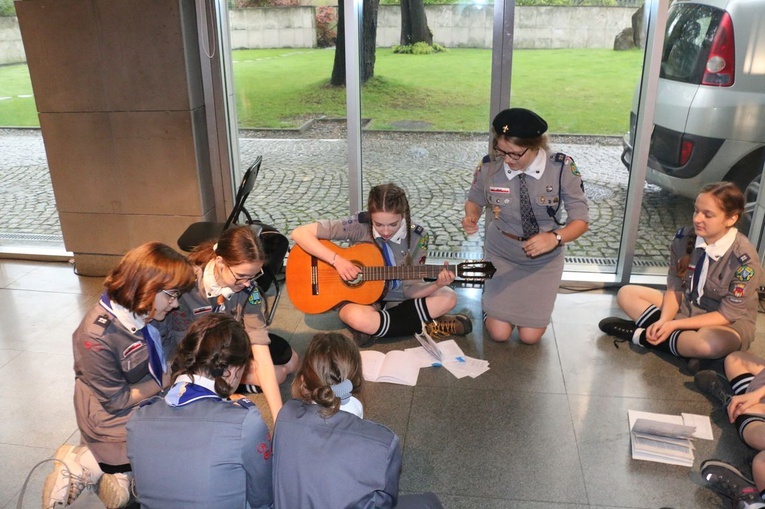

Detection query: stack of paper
(627, 410), (713, 467)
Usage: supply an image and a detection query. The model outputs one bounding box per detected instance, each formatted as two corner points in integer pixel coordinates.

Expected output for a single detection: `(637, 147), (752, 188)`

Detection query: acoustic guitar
(286, 240), (496, 314)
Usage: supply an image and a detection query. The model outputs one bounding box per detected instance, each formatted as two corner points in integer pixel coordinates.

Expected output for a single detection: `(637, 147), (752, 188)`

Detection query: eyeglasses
(226, 264), (264, 285)
(496, 146), (529, 160)
(162, 289), (182, 302)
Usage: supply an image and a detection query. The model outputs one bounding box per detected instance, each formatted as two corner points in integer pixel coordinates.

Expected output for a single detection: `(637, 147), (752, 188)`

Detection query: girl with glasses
(272, 332), (443, 509)
(44, 242), (195, 509)
(462, 108), (589, 345)
(127, 314), (273, 509)
(291, 182), (472, 346)
(170, 225), (299, 420)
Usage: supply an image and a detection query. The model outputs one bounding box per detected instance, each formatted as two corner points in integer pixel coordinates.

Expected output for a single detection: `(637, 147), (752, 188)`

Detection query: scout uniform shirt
(468, 149), (589, 237)
(667, 226), (762, 348)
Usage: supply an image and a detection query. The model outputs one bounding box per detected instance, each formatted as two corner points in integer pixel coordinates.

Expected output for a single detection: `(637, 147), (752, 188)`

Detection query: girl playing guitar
(290, 183), (472, 346)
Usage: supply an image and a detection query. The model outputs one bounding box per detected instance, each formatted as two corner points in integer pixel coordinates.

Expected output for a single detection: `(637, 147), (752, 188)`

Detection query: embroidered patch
(94, 315), (111, 328)
(257, 441), (272, 461)
(739, 253), (751, 264)
(413, 224), (424, 235)
(554, 152), (566, 163)
(193, 305), (212, 315)
(122, 341), (144, 359)
(735, 265), (755, 282)
(490, 187), (510, 194)
(248, 288), (262, 306)
(730, 282), (747, 298)
(570, 161), (580, 176)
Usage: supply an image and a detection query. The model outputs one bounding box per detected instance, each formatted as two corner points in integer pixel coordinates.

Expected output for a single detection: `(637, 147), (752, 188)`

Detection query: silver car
(621, 0), (765, 229)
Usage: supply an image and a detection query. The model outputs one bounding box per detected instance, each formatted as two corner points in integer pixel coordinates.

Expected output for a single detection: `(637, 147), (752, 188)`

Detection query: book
(627, 410), (711, 467)
(360, 350), (421, 386)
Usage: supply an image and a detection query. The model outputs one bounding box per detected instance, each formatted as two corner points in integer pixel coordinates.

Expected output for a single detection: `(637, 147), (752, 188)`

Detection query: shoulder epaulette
(232, 398), (256, 409)
(674, 227), (687, 239)
(413, 224), (424, 235)
(554, 152), (566, 163)
(358, 211), (370, 224)
(481, 154), (491, 164)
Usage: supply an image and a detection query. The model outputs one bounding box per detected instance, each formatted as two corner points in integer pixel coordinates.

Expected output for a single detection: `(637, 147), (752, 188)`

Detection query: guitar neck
(361, 265), (452, 281)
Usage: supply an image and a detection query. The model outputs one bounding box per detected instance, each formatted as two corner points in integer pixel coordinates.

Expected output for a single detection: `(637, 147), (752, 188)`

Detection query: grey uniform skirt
(483, 223), (564, 328)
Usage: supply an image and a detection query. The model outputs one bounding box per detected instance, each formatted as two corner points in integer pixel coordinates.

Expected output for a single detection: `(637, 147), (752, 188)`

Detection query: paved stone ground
(0, 128), (694, 263)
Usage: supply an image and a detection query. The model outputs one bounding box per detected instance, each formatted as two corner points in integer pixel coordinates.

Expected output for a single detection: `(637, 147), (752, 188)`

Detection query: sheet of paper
(682, 413), (714, 440)
(405, 339), (466, 368)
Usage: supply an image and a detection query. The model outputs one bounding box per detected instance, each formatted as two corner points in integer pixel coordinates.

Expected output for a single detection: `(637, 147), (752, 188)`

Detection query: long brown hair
(291, 332), (364, 418)
(676, 181), (745, 279)
(104, 242), (194, 318)
(367, 183), (413, 265)
(171, 313), (252, 398)
(187, 225), (266, 268)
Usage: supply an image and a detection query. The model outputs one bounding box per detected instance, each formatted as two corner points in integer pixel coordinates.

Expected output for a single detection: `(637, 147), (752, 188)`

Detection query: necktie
(139, 324), (164, 388)
(518, 173), (539, 238)
(691, 249), (707, 305)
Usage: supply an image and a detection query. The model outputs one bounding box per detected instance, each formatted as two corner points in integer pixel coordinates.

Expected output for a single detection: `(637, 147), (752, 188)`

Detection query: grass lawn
(1, 47), (643, 134)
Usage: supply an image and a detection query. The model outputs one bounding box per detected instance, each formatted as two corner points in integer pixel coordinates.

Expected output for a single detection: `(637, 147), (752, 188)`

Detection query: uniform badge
(570, 161), (580, 176)
(537, 196), (547, 205)
(122, 341), (144, 359)
(735, 265), (755, 282)
(94, 315), (111, 328)
(413, 225), (424, 235)
(554, 153), (566, 163)
(546, 185), (553, 192)
(730, 282), (747, 299)
(193, 305), (212, 315)
(248, 288), (262, 306)
(490, 186), (510, 194)
(738, 253), (751, 264)
(503, 198), (510, 204)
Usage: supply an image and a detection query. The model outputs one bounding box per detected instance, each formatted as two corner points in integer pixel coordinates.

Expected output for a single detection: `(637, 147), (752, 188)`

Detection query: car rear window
(661, 3), (723, 84)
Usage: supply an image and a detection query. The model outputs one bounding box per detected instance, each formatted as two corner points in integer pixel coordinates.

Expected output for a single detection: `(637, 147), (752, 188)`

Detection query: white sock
(632, 328), (644, 347)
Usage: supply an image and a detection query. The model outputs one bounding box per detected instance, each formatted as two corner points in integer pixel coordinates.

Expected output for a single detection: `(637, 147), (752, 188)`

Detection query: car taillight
(702, 12), (735, 86)
(680, 139), (694, 165)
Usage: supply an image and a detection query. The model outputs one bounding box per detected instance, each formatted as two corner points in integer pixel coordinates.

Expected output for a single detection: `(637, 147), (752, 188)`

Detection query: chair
(177, 156), (288, 325)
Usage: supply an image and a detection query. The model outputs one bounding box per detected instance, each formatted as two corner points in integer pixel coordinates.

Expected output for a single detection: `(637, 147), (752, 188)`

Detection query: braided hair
(291, 332), (363, 418)
(367, 183), (414, 265)
(676, 181), (745, 281)
(187, 225), (266, 269)
(171, 313), (252, 398)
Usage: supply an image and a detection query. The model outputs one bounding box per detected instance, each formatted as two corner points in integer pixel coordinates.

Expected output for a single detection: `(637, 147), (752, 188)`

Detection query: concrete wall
(0, 17), (25, 65)
(2, 5), (637, 65)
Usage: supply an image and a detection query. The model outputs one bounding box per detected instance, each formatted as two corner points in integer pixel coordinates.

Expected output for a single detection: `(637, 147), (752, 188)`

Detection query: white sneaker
(98, 472), (134, 508)
(41, 445), (101, 509)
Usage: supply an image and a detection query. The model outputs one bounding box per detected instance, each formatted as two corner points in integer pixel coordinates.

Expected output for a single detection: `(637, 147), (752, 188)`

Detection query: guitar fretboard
(361, 265), (453, 281)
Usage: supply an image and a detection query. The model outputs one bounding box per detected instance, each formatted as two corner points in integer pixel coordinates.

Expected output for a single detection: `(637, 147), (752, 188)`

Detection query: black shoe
(351, 328), (375, 348)
(694, 370), (733, 408)
(701, 459), (763, 507)
(685, 358), (703, 376)
(598, 317), (638, 342)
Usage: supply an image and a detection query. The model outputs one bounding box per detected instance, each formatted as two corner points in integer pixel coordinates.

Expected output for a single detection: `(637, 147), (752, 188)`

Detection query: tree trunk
(400, 0), (432, 46)
(330, 0), (379, 86)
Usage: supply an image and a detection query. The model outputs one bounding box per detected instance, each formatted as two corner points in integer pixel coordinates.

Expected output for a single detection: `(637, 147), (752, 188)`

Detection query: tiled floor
(2, 258), (764, 508)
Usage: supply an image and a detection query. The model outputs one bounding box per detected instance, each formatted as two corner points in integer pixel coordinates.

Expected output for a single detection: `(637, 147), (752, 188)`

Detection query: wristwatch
(553, 232), (563, 247)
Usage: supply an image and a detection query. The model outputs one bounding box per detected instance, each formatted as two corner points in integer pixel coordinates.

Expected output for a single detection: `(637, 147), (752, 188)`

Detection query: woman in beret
(462, 108), (589, 344)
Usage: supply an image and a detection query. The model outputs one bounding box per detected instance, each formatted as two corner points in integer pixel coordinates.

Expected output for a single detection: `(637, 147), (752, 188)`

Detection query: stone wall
(1, 5), (637, 64)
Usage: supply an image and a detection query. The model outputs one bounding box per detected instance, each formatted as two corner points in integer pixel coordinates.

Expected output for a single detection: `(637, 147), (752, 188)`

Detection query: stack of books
(627, 410), (712, 467)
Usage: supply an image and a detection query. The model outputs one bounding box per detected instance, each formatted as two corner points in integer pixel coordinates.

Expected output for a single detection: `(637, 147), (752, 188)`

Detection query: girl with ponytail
(272, 332), (443, 509)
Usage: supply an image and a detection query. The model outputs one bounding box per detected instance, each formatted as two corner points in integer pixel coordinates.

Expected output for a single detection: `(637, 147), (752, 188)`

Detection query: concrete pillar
(15, 0), (219, 275)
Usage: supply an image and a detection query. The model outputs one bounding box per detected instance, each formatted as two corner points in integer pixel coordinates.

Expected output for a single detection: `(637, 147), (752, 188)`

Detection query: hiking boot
(598, 316), (638, 342)
(426, 314), (472, 338)
(351, 328), (375, 348)
(98, 472), (134, 509)
(42, 445), (102, 509)
(701, 459), (762, 508)
(695, 370), (733, 409)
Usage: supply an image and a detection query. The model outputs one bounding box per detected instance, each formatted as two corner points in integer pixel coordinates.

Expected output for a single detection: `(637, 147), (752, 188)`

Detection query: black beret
(492, 108), (548, 138)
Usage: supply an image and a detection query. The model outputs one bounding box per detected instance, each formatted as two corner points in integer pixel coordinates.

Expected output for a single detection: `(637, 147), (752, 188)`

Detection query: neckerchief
(164, 374), (221, 407)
